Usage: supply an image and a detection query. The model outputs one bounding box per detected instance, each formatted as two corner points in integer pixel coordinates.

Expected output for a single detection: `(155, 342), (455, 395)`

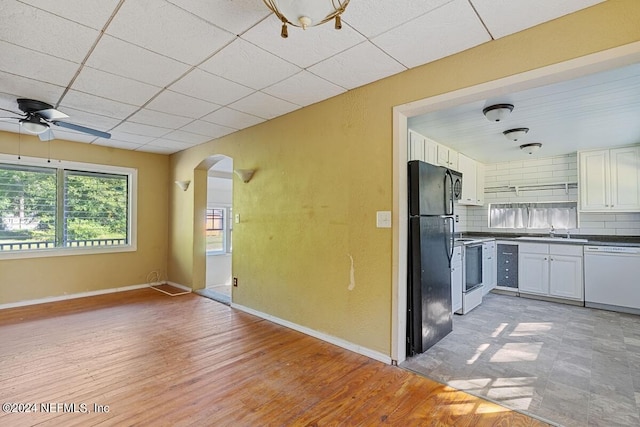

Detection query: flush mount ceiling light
(503, 128), (529, 141)
(483, 104), (514, 122)
(19, 116), (49, 135)
(262, 0), (350, 38)
(520, 143), (542, 154)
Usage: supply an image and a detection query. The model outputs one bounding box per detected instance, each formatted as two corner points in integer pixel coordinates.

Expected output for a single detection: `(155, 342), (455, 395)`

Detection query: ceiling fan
(0, 98), (111, 141)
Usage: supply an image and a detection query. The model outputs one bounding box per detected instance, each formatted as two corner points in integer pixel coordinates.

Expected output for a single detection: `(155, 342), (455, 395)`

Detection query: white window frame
(206, 205), (232, 256)
(0, 154), (137, 260)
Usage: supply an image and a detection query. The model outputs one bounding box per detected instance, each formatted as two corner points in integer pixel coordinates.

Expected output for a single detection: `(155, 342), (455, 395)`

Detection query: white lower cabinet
(451, 246), (463, 313)
(482, 241), (496, 295)
(518, 243), (583, 301)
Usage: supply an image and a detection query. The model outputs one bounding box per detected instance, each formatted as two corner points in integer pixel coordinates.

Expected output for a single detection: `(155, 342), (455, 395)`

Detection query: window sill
(0, 244), (137, 260)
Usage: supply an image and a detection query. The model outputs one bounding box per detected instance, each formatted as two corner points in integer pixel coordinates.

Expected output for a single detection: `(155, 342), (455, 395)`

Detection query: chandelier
(262, 0), (350, 38)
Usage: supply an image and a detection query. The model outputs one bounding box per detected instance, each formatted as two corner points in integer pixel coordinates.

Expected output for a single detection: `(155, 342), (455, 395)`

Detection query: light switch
(376, 211), (392, 228)
(235, 214), (240, 224)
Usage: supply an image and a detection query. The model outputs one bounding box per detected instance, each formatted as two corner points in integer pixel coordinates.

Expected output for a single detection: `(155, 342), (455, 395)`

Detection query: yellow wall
(0, 132), (169, 304)
(168, 0), (640, 356)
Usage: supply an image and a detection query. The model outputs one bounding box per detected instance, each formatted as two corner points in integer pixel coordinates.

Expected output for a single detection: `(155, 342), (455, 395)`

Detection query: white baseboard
(0, 283), (150, 310)
(164, 281), (192, 293)
(231, 302), (393, 365)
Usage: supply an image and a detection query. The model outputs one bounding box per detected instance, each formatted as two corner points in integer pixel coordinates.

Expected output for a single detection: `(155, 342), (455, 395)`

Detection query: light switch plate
(376, 211), (392, 228)
(235, 214), (240, 224)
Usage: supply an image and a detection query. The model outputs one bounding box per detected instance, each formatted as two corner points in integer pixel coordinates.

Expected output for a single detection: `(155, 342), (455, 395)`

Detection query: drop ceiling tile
(201, 107), (265, 130)
(180, 120), (235, 138)
(0, 121), (20, 134)
(50, 128), (98, 143)
(170, 69), (254, 106)
(146, 90), (221, 119)
(0, 72), (66, 106)
(106, 0), (234, 65)
(166, 0), (270, 35)
(162, 130), (212, 144)
(470, 0), (605, 39)
(309, 42), (406, 90)
(93, 139), (145, 151)
(72, 67), (161, 107)
(108, 131), (156, 144)
(199, 39), (301, 90)
(373, 0), (491, 69)
(60, 90), (139, 120)
(228, 92), (299, 120)
(241, 15), (366, 68)
(0, 41), (79, 87)
(137, 143), (183, 154)
(20, 0), (121, 30)
(263, 71), (346, 107)
(345, 0), (452, 38)
(112, 122), (172, 138)
(86, 35), (191, 88)
(50, 106), (122, 132)
(129, 108), (193, 129)
(0, 1), (99, 63)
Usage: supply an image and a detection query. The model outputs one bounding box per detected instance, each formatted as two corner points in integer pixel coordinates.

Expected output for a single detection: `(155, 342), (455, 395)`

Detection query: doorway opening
(201, 155), (233, 305)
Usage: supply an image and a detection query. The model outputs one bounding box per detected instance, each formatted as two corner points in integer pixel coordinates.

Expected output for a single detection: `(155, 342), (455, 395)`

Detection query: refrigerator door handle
(443, 215), (455, 267)
(445, 169), (454, 216)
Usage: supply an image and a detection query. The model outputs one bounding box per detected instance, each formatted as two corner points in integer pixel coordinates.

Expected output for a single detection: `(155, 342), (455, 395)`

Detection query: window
(489, 202), (577, 229)
(206, 207), (232, 254)
(0, 155), (136, 257)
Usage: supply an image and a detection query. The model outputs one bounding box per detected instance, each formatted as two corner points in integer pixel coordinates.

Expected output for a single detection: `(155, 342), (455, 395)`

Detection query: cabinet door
(549, 255), (583, 300)
(610, 146), (640, 211)
(579, 150), (610, 211)
(476, 162), (485, 206)
(408, 131), (425, 162)
(457, 154), (477, 205)
(437, 144), (450, 167)
(424, 137), (438, 165)
(482, 243), (496, 295)
(451, 248), (463, 313)
(519, 253), (549, 295)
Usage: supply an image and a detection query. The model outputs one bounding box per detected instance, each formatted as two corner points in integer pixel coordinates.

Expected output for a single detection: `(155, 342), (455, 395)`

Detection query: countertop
(456, 233), (640, 247)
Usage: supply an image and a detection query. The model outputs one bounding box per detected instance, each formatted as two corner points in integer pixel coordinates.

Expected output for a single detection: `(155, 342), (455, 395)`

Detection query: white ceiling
(0, 0), (605, 155)
(408, 62), (640, 164)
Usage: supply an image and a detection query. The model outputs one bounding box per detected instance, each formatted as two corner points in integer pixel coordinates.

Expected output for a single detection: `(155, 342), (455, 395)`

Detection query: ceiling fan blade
(37, 108), (69, 120)
(52, 121), (111, 139)
(39, 128), (55, 142)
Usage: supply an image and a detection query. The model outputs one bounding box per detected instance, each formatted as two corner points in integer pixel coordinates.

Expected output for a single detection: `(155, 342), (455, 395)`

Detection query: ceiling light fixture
(503, 127), (529, 141)
(483, 104), (514, 122)
(262, 0), (350, 38)
(520, 143), (542, 154)
(19, 116), (49, 135)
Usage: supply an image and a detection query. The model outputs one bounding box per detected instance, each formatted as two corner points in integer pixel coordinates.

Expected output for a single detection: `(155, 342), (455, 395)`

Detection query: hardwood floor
(0, 289), (550, 426)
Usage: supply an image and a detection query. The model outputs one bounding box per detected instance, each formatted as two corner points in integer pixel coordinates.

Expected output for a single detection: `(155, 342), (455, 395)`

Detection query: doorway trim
(391, 41), (640, 364)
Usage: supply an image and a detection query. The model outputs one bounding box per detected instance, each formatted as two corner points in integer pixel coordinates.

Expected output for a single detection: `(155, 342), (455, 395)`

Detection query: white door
(549, 255), (583, 300)
(519, 253), (549, 295)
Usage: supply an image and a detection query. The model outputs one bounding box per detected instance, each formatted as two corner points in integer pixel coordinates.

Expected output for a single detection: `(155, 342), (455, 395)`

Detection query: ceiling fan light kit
(1, 98), (111, 142)
(482, 104), (514, 122)
(262, 0), (350, 38)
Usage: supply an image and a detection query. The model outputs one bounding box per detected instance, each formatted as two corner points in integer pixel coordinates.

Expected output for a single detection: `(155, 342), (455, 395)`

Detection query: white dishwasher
(584, 245), (640, 315)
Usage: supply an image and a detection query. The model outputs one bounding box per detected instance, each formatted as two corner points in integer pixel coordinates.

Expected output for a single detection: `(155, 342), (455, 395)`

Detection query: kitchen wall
(464, 153), (640, 236)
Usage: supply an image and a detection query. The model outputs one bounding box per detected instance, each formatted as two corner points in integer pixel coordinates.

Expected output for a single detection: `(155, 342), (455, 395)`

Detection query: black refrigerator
(407, 160), (460, 356)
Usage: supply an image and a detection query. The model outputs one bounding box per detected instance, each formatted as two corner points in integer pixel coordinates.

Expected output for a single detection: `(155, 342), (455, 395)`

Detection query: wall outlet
(233, 277), (238, 287)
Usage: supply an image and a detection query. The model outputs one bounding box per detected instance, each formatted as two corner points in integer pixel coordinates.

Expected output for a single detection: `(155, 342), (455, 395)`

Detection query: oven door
(464, 244), (483, 293)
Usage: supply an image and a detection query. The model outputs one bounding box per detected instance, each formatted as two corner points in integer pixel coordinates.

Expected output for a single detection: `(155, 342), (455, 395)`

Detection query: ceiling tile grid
(0, 0), (607, 154)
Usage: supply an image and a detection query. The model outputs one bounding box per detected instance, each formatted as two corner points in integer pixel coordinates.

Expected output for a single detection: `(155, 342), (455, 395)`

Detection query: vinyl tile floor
(401, 293), (640, 427)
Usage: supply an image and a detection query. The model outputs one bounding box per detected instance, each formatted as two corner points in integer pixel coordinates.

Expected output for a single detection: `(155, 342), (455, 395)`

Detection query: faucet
(566, 229), (571, 238)
(549, 225), (555, 237)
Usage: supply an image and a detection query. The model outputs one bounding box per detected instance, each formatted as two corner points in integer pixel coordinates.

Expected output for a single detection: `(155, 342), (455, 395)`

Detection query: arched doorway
(196, 154), (234, 305)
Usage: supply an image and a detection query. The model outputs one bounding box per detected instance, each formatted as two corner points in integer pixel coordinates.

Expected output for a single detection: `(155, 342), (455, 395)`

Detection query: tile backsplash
(458, 153), (640, 236)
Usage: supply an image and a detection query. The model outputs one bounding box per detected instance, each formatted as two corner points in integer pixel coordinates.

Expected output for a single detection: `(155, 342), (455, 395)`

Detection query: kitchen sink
(515, 236), (588, 243)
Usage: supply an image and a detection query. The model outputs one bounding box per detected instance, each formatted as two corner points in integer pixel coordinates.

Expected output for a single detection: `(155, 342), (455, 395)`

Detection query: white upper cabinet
(579, 145), (640, 212)
(408, 130), (437, 164)
(457, 153), (485, 206)
(437, 144), (458, 170)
